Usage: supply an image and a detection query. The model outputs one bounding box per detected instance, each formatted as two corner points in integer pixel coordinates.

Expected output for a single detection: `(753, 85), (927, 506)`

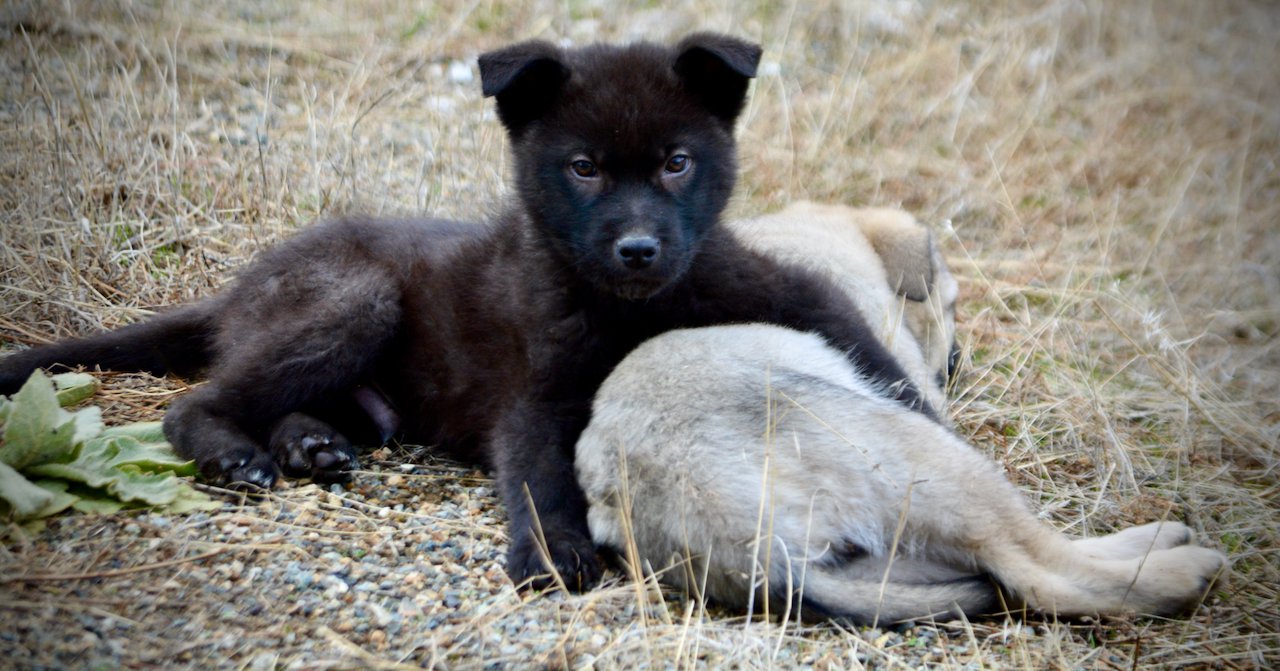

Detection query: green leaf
(52, 372), (100, 407)
(28, 438), (190, 506)
(163, 460), (198, 478)
(111, 464), (185, 505)
(166, 490), (221, 514)
(0, 460), (56, 518)
(31, 460), (182, 505)
(0, 371), (103, 470)
(0, 472), (80, 522)
(70, 406), (104, 446)
(101, 421), (168, 444)
(69, 492), (127, 514)
(32, 479), (81, 517)
(0, 370), (214, 521)
(97, 423), (197, 476)
(95, 434), (194, 473)
(1, 372), (75, 468)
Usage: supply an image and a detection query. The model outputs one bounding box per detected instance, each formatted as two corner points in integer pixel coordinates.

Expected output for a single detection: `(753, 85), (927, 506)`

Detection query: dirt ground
(1, 1), (1277, 668)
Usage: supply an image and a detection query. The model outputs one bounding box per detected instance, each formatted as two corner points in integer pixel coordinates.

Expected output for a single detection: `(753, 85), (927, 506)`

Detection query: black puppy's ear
(673, 33), (763, 127)
(478, 40), (570, 137)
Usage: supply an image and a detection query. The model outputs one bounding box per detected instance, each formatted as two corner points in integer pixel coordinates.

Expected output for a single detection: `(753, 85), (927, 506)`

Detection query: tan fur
(576, 206), (1226, 623)
(728, 203), (957, 413)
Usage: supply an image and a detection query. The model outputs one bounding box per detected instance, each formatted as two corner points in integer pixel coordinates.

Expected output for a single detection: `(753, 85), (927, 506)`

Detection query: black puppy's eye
(664, 154), (691, 175)
(570, 159), (599, 179)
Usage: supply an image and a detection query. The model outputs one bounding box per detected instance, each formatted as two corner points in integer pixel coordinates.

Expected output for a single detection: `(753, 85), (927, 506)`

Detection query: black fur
(0, 34), (932, 591)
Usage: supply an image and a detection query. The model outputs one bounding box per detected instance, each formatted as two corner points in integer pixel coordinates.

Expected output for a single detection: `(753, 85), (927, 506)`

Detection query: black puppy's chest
(504, 278), (673, 404)
(385, 254), (689, 450)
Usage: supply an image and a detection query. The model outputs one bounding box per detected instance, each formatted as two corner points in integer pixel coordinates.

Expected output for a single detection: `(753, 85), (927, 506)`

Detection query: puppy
(576, 206), (1227, 622)
(728, 203), (958, 413)
(0, 34), (932, 591)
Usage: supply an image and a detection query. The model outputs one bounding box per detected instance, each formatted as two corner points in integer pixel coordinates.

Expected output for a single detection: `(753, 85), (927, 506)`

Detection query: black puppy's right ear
(478, 40), (569, 137)
(673, 33), (763, 127)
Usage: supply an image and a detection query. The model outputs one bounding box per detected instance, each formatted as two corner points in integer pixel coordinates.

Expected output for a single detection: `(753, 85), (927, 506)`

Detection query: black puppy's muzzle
(615, 235), (661, 270)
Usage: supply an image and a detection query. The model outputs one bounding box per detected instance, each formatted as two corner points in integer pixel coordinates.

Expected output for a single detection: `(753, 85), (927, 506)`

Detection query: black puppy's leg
(167, 338), (385, 488)
(166, 363), (374, 488)
(161, 256), (403, 487)
(490, 400), (601, 592)
(164, 385), (279, 488)
(187, 318), (396, 485)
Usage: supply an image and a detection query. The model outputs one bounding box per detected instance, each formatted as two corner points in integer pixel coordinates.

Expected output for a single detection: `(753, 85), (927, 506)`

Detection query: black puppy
(0, 34), (931, 590)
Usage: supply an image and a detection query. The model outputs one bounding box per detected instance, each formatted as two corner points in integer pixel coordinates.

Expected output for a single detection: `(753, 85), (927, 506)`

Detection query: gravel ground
(5, 447), (581, 668)
(0, 448), (841, 668)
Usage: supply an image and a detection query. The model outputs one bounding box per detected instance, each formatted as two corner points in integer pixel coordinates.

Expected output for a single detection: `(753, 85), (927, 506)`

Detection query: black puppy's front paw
(507, 527), (602, 593)
(269, 412), (359, 484)
(217, 449), (279, 490)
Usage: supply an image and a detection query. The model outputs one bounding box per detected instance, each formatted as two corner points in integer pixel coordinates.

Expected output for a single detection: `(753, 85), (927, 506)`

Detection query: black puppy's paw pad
(269, 413), (358, 482)
(508, 530), (603, 593)
(276, 434), (357, 481)
(309, 442), (358, 484)
(278, 433), (335, 474)
(312, 446), (354, 471)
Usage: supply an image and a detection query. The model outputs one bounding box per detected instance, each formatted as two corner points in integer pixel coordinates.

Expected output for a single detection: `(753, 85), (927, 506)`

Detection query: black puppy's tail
(0, 304), (218, 395)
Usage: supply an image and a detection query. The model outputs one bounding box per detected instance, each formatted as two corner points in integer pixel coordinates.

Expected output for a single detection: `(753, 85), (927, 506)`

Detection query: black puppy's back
(0, 216), (485, 397)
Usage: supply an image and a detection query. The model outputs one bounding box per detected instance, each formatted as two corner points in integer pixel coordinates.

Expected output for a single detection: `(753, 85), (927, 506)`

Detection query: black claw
(508, 530), (602, 594)
(208, 449), (277, 488)
(227, 462), (278, 490)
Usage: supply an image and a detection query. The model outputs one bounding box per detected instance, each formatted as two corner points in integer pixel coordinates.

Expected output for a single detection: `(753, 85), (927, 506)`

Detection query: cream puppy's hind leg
(1071, 521), (1197, 560)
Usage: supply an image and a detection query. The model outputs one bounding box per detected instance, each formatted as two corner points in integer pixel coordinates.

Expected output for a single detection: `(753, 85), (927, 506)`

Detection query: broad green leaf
(101, 421), (168, 444)
(166, 491), (221, 514)
(70, 494), (127, 515)
(1, 372), (76, 468)
(162, 460), (198, 478)
(0, 460), (56, 518)
(52, 372), (100, 407)
(68, 406), (104, 446)
(25, 459), (117, 491)
(32, 479), (81, 518)
(97, 424), (197, 475)
(29, 441), (187, 506)
(0, 371), (103, 469)
(1, 370), (214, 521)
(110, 464), (185, 505)
(95, 434), (193, 473)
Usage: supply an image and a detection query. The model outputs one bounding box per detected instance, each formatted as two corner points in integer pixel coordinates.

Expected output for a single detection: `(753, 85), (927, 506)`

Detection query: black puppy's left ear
(673, 33), (763, 127)
(478, 40), (570, 137)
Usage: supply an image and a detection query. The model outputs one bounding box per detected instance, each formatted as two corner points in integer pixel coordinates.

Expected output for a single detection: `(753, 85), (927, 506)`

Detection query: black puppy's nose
(616, 236), (661, 269)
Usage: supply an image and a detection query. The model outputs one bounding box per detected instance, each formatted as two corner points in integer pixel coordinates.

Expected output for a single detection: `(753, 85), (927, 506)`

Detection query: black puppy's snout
(616, 236), (661, 269)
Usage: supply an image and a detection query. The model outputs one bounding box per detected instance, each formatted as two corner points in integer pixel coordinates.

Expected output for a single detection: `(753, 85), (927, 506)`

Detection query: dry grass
(1, 0), (1277, 668)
